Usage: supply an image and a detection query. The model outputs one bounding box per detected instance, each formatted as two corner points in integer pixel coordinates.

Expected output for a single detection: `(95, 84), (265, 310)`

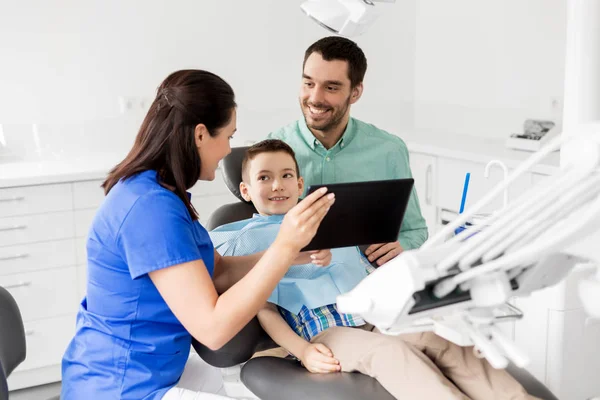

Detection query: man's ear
(239, 181), (252, 202)
(194, 124), (209, 148)
(350, 82), (363, 105)
(297, 176), (304, 196)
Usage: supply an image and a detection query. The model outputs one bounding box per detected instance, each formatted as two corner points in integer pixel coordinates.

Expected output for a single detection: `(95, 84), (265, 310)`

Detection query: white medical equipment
(337, 126), (600, 370)
(300, 0), (395, 37)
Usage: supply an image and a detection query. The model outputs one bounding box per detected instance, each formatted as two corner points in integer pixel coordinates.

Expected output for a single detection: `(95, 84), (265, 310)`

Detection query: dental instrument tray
(302, 179), (414, 251)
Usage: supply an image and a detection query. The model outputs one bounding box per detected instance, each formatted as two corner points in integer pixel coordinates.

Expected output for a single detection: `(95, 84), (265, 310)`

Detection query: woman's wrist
(272, 237), (301, 260)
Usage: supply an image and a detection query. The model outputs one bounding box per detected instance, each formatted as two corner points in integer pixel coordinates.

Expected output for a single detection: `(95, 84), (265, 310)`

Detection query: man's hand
(364, 241), (403, 266)
(300, 343), (341, 373)
(293, 249), (332, 267)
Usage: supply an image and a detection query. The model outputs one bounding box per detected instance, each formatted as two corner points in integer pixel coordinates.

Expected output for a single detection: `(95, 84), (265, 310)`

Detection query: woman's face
(196, 108), (237, 181)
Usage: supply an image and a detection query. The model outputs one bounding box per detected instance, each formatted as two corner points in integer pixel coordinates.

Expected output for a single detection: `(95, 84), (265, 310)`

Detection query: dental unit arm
(337, 125), (600, 370)
(300, 0), (396, 37)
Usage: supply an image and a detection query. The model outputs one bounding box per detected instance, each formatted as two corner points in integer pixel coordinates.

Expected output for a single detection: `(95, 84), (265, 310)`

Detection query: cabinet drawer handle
(0, 253), (29, 261)
(25, 329), (35, 337)
(0, 196), (25, 203)
(425, 164), (433, 205)
(4, 281), (32, 289)
(0, 224), (27, 232)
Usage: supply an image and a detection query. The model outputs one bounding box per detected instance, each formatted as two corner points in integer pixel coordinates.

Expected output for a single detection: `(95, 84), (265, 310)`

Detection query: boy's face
(240, 151), (304, 216)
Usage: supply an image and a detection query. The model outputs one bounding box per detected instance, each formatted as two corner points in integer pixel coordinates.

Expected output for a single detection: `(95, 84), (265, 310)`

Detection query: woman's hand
(275, 187), (335, 253)
(300, 343), (341, 374)
(293, 249), (332, 267)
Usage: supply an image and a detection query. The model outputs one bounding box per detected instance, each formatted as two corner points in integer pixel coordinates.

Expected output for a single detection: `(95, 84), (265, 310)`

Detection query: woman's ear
(239, 181), (252, 202)
(297, 176), (304, 196)
(350, 83), (363, 105)
(194, 124), (209, 148)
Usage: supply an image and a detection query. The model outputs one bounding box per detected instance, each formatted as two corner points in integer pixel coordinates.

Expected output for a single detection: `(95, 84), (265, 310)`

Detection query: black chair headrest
(221, 146), (251, 203)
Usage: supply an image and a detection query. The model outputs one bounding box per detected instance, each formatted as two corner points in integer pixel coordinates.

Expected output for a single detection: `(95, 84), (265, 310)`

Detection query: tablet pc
(302, 179), (414, 251)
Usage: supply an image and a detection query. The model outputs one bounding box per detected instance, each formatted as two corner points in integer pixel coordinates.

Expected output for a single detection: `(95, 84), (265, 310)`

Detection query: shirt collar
(298, 117), (358, 153)
(252, 213), (285, 223)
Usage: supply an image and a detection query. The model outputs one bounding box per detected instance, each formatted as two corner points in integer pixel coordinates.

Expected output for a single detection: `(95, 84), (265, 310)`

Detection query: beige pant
(309, 326), (540, 400)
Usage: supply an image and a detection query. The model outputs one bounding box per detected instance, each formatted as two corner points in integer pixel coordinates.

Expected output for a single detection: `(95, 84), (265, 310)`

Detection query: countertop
(0, 153), (124, 188)
(401, 130), (560, 175)
(0, 131), (561, 189)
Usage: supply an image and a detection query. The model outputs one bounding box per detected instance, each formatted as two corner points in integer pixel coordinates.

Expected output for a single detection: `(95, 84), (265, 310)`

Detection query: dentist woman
(60, 69), (335, 400)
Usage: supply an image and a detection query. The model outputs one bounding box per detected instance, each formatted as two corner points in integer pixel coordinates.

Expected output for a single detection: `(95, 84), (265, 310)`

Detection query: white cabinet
(71, 180), (106, 302)
(0, 267), (78, 322)
(0, 183), (82, 390)
(0, 183), (73, 218)
(436, 157), (532, 215)
(409, 152), (438, 234)
(407, 152), (537, 234)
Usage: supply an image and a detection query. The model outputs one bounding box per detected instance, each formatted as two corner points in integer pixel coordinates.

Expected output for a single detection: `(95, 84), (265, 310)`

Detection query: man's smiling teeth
(309, 106), (328, 114)
(270, 197), (288, 201)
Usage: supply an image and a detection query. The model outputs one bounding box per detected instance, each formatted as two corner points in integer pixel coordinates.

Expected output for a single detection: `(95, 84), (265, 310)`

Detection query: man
(268, 36), (428, 266)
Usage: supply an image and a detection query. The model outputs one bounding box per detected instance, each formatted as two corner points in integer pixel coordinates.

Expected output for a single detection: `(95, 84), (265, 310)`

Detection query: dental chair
(192, 146), (559, 400)
(0, 286), (59, 400)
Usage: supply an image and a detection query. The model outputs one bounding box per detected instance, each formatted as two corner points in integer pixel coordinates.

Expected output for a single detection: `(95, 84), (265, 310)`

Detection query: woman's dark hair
(102, 69), (236, 220)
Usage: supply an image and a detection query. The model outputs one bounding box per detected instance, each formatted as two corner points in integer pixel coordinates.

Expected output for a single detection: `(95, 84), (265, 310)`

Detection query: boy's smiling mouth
(269, 196), (290, 201)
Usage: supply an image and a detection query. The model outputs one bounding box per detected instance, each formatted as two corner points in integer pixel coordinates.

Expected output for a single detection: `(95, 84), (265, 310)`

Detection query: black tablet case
(302, 179), (414, 251)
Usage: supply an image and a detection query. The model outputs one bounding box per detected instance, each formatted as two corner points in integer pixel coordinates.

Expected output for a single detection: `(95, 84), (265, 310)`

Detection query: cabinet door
(436, 158), (532, 215)
(409, 152), (438, 233)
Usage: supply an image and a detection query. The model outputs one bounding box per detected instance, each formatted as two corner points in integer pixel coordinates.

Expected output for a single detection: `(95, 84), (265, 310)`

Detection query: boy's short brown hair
(241, 139), (301, 182)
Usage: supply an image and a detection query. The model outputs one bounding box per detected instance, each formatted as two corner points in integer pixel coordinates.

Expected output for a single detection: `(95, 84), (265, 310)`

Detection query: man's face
(240, 151), (304, 216)
(299, 52), (361, 134)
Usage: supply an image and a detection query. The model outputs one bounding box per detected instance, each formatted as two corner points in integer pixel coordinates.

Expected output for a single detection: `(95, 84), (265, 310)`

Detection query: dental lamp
(300, 0), (396, 37)
(337, 125), (600, 369)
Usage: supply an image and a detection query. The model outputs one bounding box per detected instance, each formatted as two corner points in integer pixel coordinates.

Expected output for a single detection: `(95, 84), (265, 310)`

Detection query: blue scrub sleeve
(117, 191), (205, 279)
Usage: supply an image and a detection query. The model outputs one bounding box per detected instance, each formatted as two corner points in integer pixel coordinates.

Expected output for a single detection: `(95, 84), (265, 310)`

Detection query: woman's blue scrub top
(61, 170), (215, 400)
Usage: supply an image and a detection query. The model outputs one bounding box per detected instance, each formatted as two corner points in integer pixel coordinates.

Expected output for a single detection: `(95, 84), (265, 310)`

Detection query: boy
(210, 139), (538, 400)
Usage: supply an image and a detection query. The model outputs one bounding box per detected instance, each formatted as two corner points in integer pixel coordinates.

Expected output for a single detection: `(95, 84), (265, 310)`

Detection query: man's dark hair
(241, 139), (301, 182)
(303, 36), (367, 88)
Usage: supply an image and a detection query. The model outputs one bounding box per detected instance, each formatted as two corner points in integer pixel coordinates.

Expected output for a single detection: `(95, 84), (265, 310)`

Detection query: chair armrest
(192, 317), (277, 368)
(241, 357), (395, 400)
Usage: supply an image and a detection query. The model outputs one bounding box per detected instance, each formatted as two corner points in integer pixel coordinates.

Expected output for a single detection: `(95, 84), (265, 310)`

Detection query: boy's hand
(294, 249), (332, 267)
(300, 343), (341, 374)
(365, 241), (403, 266)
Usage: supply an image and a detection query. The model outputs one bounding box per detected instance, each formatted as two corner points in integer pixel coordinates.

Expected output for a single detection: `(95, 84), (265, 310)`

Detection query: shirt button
(326, 157), (331, 162)
(341, 143), (344, 147)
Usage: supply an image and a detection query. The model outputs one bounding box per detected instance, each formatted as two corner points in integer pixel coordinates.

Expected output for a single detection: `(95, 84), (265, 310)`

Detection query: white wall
(0, 0), (569, 159)
(413, 0), (567, 138)
(0, 0), (415, 159)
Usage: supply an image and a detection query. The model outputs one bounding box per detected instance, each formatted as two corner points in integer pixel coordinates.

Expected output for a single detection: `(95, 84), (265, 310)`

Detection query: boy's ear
(297, 176), (304, 196)
(239, 181), (252, 202)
